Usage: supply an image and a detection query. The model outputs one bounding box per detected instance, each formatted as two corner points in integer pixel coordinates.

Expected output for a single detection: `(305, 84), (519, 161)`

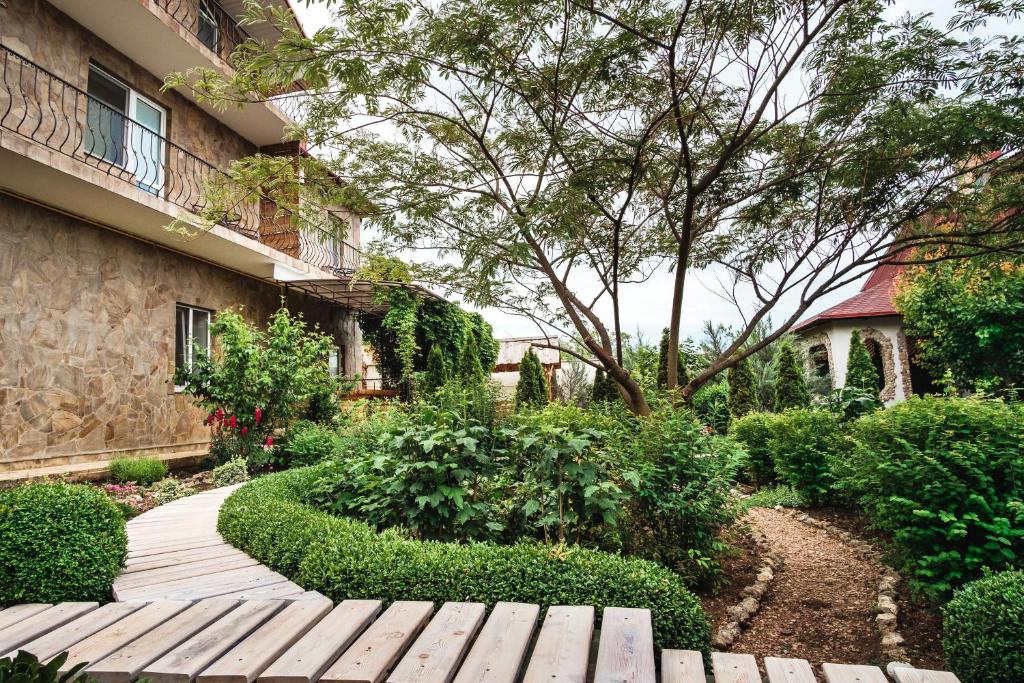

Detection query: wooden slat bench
(0, 601), (960, 683)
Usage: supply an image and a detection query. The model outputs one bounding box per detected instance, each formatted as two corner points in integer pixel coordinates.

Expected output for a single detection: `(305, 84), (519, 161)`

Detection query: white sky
(289, 0), (1016, 342)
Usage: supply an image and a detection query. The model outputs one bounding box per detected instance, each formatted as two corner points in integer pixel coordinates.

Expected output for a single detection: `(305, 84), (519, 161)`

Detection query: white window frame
(198, 0), (220, 53)
(175, 304), (212, 391)
(328, 346), (342, 378)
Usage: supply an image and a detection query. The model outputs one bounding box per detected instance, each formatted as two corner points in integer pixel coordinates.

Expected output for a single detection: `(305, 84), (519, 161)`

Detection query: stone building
(792, 262), (936, 405)
(0, 0), (389, 478)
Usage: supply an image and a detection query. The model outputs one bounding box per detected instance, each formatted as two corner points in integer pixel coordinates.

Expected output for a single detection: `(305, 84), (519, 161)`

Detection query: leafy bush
(741, 484), (806, 511)
(279, 420), (340, 467)
(840, 396), (1024, 598)
(943, 570), (1024, 683)
(149, 478), (198, 505)
(108, 456), (168, 485)
(0, 651), (93, 683)
(692, 381), (730, 434)
(621, 405), (741, 587)
(219, 466), (710, 651)
(212, 458), (250, 487)
(0, 483), (126, 603)
(768, 409), (846, 504)
(730, 412), (777, 486)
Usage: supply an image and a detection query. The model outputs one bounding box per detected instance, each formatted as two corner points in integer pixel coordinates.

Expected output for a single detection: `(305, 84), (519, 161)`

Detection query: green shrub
(845, 330), (880, 394)
(212, 458), (250, 487)
(514, 349), (548, 409)
(219, 465), (710, 651)
(841, 396), (1024, 598)
(0, 651), (93, 683)
(741, 484), (806, 511)
(726, 357), (757, 420)
(149, 478), (197, 505)
(943, 570), (1024, 683)
(692, 381), (730, 434)
(280, 420), (340, 467)
(730, 412), (777, 486)
(0, 483), (126, 603)
(108, 456), (168, 485)
(772, 343), (810, 411)
(769, 409), (846, 504)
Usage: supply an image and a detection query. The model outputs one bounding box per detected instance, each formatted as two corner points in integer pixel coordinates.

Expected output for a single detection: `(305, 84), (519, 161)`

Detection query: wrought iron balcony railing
(0, 44), (364, 280)
(154, 0), (254, 63)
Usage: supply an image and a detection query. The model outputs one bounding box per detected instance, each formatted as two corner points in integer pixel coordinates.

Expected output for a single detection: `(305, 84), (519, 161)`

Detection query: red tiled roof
(794, 264), (904, 332)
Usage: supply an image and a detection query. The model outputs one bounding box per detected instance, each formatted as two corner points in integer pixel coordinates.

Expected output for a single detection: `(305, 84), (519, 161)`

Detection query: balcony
(0, 45), (361, 282)
(45, 0), (298, 145)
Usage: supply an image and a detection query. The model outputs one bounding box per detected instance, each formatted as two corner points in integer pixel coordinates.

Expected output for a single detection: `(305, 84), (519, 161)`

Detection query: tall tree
(168, 0), (1024, 414)
(657, 327), (688, 389)
(845, 331), (881, 394)
(773, 343), (810, 411)
(727, 356), (758, 419)
(515, 349), (549, 408)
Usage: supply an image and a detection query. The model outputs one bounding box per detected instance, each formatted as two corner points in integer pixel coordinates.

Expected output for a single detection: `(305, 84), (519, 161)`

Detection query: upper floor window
(85, 65), (168, 196)
(198, 0), (220, 53)
(175, 304), (212, 387)
(328, 346), (343, 377)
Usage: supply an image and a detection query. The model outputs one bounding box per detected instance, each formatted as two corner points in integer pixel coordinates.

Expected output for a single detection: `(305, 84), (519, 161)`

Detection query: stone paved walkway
(113, 485), (322, 602)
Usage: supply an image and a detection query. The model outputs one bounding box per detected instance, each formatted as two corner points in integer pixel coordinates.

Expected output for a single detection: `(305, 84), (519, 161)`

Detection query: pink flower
(215, 408), (224, 419)
(241, 426), (248, 435)
(229, 415), (237, 428)
(265, 436), (274, 447)
(254, 407), (263, 424)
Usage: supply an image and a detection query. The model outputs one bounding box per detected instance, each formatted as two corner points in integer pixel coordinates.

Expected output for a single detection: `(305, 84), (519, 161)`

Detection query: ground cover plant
(108, 456), (168, 485)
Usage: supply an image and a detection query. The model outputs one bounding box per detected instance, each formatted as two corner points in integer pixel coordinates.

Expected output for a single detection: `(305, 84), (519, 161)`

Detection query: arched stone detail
(798, 331), (835, 389)
(895, 326), (913, 398)
(860, 327), (896, 402)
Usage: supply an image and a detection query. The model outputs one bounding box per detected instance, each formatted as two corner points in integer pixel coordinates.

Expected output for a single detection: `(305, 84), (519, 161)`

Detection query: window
(198, 0), (219, 53)
(175, 304), (211, 387)
(328, 346), (343, 378)
(85, 64), (167, 196)
(809, 344), (830, 378)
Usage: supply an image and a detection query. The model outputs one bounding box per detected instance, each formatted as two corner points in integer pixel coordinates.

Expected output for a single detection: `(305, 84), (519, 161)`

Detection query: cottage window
(328, 346), (343, 377)
(175, 304), (211, 387)
(198, 0), (220, 53)
(809, 344), (830, 377)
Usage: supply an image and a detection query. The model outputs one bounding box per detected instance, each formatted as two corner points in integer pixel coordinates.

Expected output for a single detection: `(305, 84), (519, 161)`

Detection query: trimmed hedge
(0, 483), (127, 604)
(943, 570), (1024, 683)
(218, 465), (710, 651)
(108, 456), (168, 485)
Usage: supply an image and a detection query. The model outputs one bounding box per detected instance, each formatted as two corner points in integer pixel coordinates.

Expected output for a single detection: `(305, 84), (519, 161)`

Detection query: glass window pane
(87, 68), (127, 112)
(175, 306), (189, 373)
(192, 310), (210, 356)
(328, 347), (340, 377)
(86, 68), (127, 166)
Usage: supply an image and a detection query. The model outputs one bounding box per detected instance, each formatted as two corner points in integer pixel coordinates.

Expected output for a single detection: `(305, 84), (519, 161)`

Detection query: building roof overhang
(283, 278), (443, 316)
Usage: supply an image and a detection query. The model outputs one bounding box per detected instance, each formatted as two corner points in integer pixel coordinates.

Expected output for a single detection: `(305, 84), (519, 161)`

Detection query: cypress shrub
(457, 332), (485, 383)
(727, 357), (757, 419)
(844, 330), (880, 394)
(591, 370), (620, 403)
(423, 343), (449, 393)
(772, 343), (810, 411)
(514, 349), (548, 408)
(657, 328), (688, 388)
(943, 570), (1024, 683)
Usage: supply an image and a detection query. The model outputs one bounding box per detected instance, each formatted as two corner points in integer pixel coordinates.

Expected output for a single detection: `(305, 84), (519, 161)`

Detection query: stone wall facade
(0, 193), (360, 469)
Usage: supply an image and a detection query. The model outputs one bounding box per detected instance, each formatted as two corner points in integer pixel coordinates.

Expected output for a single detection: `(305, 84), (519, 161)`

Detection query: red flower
(254, 407), (263, 424)
(241, 426), (248, 435)
(229, 415), (237, 428)
(215, 408), (224, 419)
(265, 436), (274, 447)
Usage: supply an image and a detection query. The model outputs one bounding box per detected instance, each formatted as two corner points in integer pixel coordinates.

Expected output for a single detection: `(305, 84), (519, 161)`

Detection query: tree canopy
(167, 0), (1024, 414)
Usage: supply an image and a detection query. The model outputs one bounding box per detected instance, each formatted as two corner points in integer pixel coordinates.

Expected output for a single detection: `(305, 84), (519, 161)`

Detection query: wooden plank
(87, 600), (241, 683)
(196, 599), (333, 683)
(320, 601), (434, 683)
(711, 653), (762, 683)
(521, 606), (594, 683)
(115, 556), (260, 591)
(452, 602), (539, 683)
(10, 602), (143, 661)
(141, 600), (285, 683)
(214, 581), (305, 600)
(593, 607), (655, 683)
(660, 650), (705, 683)
(821, 664), (889, 683)
(115, 566), (291, 601)
(123, 547), (250, 574)
(387, 602), (485, 683)
(57, 601), (193, 673)
(258, 600), (382, 683)
(0, 604), (51, 631)
(127, 539), (226, 559)
(764, 658), (816, 683)
(0, 603), (98, 654)
(890, 668), (961, 683)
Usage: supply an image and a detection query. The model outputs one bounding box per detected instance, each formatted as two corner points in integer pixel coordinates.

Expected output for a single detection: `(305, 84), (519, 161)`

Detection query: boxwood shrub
(943, 570), (1024, 683)
(0, 482), (127, 603)
(218, 465), (710, 651)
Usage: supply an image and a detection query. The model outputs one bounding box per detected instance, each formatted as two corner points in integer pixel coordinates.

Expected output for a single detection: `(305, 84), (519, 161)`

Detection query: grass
(740, 484), (806, 511)
(108, 456), (168, 485)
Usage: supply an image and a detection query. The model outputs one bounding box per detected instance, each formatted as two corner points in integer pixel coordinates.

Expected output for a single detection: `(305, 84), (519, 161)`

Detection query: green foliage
(896, 258), (1024, 395)
(622, 405), (742, 587)
(943, 570), (1024, 683)
(212, 458), (250, 487)
(0, 483), (126, 603)
(514, 349), (548, 409)
(149, 478), (197, 506)
(279, 420), (340, 468)
(839, 396), (1024, 599)
(457, 330), (486, 384)
(740, 485), (806, 511)
(0, 651), (94, 683)
(772, 343), (810, 411)
(730, 412), (777, 486)
(844, 330), (880, 395)
(422, 343), (449, 393)
(108, 457), (168, 485)
(590, 370), (621, 404)
(176, 307), (337, 466)
(657, 328), (688, 388)
(692, 382), (730, 434)
(726, 357), (757, 420)
(219, 466), (710, 651)
(825, 386), (882, 422)
(768, 409), (846, 505)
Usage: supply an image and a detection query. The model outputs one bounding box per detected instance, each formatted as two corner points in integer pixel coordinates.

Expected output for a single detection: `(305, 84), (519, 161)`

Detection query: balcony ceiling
(217, 0), (309, 42)
(47, 0), (293, 147)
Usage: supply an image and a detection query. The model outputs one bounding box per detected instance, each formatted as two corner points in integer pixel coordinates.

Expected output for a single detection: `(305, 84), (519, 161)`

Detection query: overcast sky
(289, 0), (1014, 342)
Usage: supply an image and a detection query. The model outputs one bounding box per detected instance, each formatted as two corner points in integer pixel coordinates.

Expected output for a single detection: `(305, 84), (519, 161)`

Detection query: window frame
(328, 345), (343, 378)
(175, 304), (212, 391)
(198, 0), (220, 53)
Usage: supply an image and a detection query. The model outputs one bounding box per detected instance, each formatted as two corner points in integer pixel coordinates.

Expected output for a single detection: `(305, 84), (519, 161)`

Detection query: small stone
(742, 581), (768, 600)
(713, 622), (742, 648)
(877, 596), (898, 614)
(757, 568), (774, 582)
(876, 612), (897, 632)
(882, 633), (905, 648)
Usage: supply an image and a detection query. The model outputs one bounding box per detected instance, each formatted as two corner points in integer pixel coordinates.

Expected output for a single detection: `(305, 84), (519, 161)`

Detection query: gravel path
(737, 508), (883, 675)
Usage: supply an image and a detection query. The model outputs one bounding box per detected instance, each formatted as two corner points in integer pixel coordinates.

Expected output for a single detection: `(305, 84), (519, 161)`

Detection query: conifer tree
(773, 342), (810, 411)
(457, 331), (485, 384)
(727, 356), (758, 419)
(515, 349), (548, 408)
(423, 343), (449, 393)
(845, 330), (881, 394)
(657, 327), (688, 389)
(591, 369), (620, 404)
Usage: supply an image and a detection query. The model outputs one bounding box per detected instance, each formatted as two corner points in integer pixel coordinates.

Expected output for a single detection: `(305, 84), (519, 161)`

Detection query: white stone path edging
(713, 524), (783, 649)
(113, 484), (324, 602)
